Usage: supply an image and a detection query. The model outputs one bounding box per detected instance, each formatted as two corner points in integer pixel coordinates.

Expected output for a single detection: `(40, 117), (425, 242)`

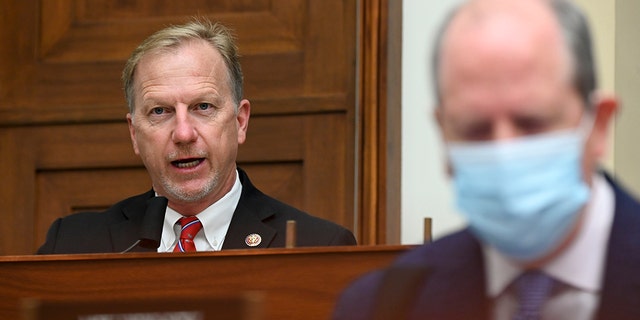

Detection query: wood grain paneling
(1, 0), (355, 124)
(34, 168), (151, 249)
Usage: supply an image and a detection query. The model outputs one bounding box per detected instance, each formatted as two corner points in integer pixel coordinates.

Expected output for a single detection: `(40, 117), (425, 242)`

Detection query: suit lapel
(386, 231), (489, 319)
(424, 232), (490, 319)
(596, 178), (640, 319)
(221, 200), (277, 249)
(221, 169), (277, 249)
(111, 169), (278, 252)
(109, 190), (157, 253)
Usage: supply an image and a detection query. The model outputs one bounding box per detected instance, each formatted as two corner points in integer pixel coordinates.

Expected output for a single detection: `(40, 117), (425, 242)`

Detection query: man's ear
(126, 113), (140, 155)
(434, 106), (453, 177)
(434, 106), (444, 132)
(236, 99), (251, 144)
(587, 93), (618, 160)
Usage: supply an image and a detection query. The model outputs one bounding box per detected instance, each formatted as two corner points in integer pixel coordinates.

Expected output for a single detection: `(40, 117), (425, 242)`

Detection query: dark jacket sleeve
(332, 270), (384, 320)
(328, 227), (357, 246)
(36, 218), (63, 254)
(35, 211), (116, 254)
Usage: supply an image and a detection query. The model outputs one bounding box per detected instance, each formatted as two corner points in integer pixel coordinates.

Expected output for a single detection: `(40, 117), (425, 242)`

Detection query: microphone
(121, 196), (168, 253)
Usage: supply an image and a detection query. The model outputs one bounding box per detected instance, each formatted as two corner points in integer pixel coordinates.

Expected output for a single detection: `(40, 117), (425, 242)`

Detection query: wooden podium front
(0, 246), (410, 319)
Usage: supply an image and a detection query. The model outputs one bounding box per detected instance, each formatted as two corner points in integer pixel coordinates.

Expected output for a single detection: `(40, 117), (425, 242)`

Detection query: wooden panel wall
(0, 0), (366, 255)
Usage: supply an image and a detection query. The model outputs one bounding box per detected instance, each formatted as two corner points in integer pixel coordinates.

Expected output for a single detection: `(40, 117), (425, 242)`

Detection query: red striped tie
(173, 216), (202, 252)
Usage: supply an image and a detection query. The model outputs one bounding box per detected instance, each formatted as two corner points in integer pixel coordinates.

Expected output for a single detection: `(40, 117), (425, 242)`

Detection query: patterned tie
(512, 270), (556, 320)
(173, 216), (202, 252)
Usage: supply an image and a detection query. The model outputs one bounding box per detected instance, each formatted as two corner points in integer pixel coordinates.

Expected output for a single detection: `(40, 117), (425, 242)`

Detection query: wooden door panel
(2, 0), (354, 124)
(34, 168), (151, 252)
(238, 164), (304, 214)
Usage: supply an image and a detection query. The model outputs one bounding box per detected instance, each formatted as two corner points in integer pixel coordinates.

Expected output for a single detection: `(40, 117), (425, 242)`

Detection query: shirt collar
(484, 173), (615, 296)
(160, 170), (242, 251)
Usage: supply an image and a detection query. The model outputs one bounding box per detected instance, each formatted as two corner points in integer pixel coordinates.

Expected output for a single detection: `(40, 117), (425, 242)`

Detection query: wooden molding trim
(358, 0), (402, 245)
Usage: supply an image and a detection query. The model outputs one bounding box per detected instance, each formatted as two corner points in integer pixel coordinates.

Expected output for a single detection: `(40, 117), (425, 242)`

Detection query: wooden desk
(0, 245), (410, 319)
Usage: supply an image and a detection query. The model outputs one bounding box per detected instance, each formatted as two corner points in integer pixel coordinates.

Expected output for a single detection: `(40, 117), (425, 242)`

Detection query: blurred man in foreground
(334, 0), (640, 319)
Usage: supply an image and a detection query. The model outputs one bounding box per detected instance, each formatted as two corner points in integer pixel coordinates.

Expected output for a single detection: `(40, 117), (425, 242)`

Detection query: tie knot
(515, 270), (555, 295)
(174, 216), (203, 252)
(179, 216), (201, 229)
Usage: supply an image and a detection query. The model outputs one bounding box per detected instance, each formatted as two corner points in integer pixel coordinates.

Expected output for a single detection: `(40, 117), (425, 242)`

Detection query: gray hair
(122, 19), (243, 113)
(432, 0), (597, 108)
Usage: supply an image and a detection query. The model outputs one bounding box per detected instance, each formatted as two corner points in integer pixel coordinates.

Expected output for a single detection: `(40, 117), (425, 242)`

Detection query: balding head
(443, 0), (570, 106)
(434, 0), (594, 143)
(433, 0), (596, 108)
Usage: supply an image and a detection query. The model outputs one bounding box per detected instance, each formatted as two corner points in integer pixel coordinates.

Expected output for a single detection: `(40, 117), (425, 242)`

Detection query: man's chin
(162, 184), (214, 203)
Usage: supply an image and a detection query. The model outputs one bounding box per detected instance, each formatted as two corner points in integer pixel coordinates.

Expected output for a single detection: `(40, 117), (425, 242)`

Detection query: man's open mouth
(171, 158), (204, 168)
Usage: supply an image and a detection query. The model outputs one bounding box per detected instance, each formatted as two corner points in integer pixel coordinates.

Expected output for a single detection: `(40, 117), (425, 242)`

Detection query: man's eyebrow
(447, 112), (487, 127)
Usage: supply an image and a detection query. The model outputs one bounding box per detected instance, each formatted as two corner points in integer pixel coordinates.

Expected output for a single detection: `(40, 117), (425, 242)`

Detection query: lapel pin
(245, 233), (262, 247)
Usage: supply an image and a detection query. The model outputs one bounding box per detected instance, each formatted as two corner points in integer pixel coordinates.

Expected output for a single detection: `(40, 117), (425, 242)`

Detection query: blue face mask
(447, 126), (591, 262)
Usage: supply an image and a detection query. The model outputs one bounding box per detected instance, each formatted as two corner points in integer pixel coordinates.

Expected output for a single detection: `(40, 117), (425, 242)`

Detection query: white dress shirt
(485, 174), (615, 320)
(157, 170), (242, 252)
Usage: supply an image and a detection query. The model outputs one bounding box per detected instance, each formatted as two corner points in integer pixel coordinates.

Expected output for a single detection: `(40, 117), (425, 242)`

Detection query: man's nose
(492, 121), (519, 141)
(172, 109), (198, 144)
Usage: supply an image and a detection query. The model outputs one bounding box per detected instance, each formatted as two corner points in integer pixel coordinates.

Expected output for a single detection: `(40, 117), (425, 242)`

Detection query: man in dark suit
(38, 19), (356, 254)
(334, 0), (640, 319)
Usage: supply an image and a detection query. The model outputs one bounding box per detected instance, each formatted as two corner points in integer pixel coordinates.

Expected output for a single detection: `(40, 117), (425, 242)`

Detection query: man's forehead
(137, 40), (220, 70)
(133, 40), (230, 91)
(456, 0), (557, 20)
(444, 0), (561, 50)
(438, 0), (571, 101)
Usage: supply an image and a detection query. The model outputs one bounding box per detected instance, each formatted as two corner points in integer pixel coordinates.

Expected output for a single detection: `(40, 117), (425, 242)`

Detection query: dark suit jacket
(333, 176), (640, 320)
(38, 168), (356, 254)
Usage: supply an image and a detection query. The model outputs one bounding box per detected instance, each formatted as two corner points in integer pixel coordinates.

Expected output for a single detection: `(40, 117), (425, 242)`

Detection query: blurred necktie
(512, 270), (556, 320)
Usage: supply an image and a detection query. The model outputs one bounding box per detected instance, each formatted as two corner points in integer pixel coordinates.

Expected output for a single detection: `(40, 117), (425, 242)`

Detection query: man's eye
(516, 118), (548, 134)
(196, 103), (211, 110)
(151, 107), (164, 115)
(196, 102), (213, 111)
(461, 124), (492, 141)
